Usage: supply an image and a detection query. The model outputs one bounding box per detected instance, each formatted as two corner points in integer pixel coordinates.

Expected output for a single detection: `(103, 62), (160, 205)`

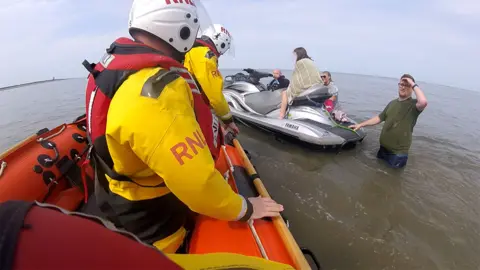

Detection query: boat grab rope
(41, 175), (59, 203)
(322, 110), (360, 136)
(37, 125), (66, 142)
(248, 219), (269, 259)
(301, 95), (360, 136)
(222, 146), (234, 173)
(0, 161), (6, 177)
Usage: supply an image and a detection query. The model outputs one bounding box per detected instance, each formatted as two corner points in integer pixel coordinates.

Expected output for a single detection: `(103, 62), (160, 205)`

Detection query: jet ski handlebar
(243, 68), (273, 79)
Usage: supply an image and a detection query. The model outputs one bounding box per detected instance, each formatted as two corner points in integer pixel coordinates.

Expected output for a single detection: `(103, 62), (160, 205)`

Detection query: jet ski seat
(234, 72), (248, 82)
(225, 72), (268, 91)
(224, 73), (248, 87)
(244, 84), (330, 115)
(244, 90), (282, 115)
(290, 84), (332, 107)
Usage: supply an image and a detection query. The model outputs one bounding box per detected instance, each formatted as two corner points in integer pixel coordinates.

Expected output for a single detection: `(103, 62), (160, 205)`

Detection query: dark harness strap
(249, 173), (260, 181)
(92, 159), (123, 228)
(94, 151), (165, 188)
(82, 60), (100, 78)
(0, 201), (35, 270)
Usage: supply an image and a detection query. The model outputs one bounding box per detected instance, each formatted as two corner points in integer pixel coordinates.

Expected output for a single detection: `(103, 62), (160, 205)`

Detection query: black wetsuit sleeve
(266, 79), (274, 90)
(280, 78), (290, 88)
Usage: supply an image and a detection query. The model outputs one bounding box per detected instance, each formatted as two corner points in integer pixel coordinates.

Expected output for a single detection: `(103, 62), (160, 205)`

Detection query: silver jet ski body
(223, 69), (366, 147)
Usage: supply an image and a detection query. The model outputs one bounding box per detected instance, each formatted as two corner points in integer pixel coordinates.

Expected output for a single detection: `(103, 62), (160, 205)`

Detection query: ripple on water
(2, 76), (480, 270)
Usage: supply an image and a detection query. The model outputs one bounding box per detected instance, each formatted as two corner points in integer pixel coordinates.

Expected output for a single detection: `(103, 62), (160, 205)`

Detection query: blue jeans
(376, 146), (408, 168)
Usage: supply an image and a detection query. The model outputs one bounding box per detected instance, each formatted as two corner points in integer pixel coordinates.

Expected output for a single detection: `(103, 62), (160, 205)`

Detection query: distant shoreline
(222, 68), (478, 93)
(0, 71), (476, 93)
(0, 78), (74, 91)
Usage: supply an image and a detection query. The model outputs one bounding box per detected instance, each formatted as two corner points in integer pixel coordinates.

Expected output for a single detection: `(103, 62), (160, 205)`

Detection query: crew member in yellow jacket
(184, 23), (239, 134)
(85, 0), (284, 254)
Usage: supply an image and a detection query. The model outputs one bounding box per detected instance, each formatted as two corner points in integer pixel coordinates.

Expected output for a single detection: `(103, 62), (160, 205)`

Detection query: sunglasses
(321, 75), (327, 79)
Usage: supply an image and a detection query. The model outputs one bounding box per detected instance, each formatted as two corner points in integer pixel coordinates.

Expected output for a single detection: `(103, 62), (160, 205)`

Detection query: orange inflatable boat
(0, 115), (91, 211)
(0, 115), (320, 270)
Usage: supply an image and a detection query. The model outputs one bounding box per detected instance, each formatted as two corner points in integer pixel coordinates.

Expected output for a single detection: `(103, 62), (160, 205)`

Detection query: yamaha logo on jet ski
(285, 123), (299, 130)
(222, 68), (367, 149)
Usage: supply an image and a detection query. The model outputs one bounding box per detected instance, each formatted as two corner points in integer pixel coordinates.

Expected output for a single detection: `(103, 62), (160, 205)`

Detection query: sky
(0, 0), (478, 91)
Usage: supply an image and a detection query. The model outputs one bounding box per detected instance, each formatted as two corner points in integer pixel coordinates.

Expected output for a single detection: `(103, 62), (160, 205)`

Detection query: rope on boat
(222, 145), (234, 173)
(248, 220), (269, 259)
(0, 161), (6, 177)
(37, 125), (66, 142)
(324, 111), (359, 135)
(305, 95), (359, 135)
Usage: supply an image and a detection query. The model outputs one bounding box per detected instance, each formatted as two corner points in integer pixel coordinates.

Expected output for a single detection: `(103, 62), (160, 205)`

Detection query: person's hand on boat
(248, 196), (284, 219)
(226, 122), (240, 135)
(349, 123), (362, 131)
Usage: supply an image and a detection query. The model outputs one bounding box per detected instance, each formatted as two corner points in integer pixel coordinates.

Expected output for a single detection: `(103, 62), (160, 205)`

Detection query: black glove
(224, 131), (236, 146)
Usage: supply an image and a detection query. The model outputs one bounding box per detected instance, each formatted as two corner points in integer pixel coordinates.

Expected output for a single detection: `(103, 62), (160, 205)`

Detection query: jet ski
(223, 68), (366, 148)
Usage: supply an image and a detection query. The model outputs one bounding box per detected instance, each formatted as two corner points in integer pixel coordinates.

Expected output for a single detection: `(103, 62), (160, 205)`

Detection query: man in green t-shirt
(349, 74), (428, 168)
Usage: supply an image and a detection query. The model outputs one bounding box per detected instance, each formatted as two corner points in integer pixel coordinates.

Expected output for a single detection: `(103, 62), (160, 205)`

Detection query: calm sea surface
(1, 70), (479, 270)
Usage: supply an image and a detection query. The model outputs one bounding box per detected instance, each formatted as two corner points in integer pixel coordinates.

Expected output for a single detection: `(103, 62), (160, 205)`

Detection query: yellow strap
(167, 253), (295, 270)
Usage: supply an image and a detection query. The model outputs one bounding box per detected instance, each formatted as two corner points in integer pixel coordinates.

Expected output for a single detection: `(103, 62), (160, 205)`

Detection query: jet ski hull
(223, 87), (366, 148)
(229, 106), (366, 147)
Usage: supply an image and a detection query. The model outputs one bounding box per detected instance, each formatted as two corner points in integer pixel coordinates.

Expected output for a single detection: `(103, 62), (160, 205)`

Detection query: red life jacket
(82, 38), (220, 202)
(0, 200), (183, 270)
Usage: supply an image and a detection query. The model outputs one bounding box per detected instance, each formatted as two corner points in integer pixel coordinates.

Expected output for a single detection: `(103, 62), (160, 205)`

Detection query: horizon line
(0, 70), (476, 93)
(221, 68), (477, 92)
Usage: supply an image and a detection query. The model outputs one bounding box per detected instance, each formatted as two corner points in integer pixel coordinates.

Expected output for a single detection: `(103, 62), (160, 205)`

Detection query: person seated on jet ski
(279, 47), (322, 119)
(321, 71), (348, 122)
(184, 24), (240, 142)
(321, 71), (339, 107)
(267, 69), (290, 91)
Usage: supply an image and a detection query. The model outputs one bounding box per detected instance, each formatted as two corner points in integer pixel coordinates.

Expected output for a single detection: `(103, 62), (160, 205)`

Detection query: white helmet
(128, 0), (214, 53)
(202, 24), (235, 56)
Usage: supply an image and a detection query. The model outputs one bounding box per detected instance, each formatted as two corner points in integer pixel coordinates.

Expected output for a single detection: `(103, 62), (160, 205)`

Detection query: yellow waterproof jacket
(103, 66), (252, 249)
(168, 253), (295, 270)
(184, 44), (233, 123)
